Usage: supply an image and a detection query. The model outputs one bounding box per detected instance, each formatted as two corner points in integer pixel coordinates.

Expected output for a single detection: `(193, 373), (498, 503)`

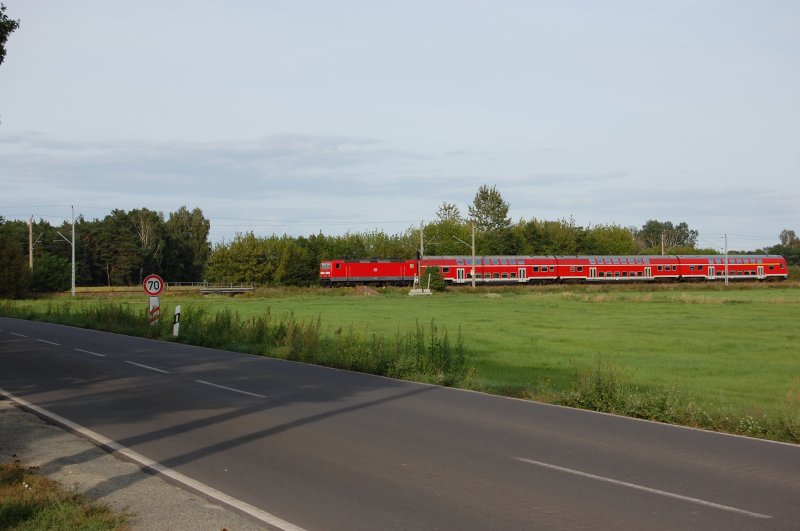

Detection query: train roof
(324, 258), (408, 263)
(422, 255), (553, 260)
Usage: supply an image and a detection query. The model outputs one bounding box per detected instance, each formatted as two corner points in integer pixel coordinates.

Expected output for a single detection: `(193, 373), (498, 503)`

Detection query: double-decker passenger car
(319, 255), (788, 285)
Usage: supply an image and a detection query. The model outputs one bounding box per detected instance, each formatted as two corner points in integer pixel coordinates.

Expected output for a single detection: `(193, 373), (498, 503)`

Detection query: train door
(708, 266), (715, 280)
(518, 268), (526, 282)
(644, 267), (652, 279)
(457, 268), (465, 283)
(757, 266), (764, 279)
(589, 267), (597, 280)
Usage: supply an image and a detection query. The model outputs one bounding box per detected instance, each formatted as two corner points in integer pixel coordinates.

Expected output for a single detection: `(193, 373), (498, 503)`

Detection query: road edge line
(0, 387), (306, 531)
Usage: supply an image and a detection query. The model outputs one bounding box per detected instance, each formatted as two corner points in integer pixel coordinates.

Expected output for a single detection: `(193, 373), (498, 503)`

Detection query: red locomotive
(320, 255), (788, 285)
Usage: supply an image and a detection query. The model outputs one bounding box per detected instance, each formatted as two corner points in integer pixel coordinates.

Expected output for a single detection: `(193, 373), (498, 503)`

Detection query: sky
(1, 0), (798, 251)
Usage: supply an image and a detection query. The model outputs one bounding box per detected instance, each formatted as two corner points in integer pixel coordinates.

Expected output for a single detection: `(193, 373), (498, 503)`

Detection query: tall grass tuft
(0, 301), (469, 387)
(556, 356), (799, 443)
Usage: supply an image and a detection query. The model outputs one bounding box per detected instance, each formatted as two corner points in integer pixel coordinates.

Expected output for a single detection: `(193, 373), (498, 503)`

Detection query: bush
(422, 266), (446, 292)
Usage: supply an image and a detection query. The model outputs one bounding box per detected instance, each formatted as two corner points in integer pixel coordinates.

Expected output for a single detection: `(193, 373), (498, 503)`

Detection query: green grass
(0, 463), (129, 530)
(3, 281), (800, 441)
(152, 284), (800, 412)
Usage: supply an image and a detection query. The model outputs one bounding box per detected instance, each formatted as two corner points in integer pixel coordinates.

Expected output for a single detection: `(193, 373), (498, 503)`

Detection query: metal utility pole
(471, 222), (476, 288)
(724, 233), (729, 287)
(661, 231), (665, 256)
(56, 205), (76, 297)
(28, 216), (33, 270)
(419, 220), (424, 259)
(452, 224), (477, 288)
(71, 205), (76, 297)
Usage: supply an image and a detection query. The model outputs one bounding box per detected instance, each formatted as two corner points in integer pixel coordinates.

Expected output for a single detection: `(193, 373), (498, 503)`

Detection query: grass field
(4, 281), (799, 440)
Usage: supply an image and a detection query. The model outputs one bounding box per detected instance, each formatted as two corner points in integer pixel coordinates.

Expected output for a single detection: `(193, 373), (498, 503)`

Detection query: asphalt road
(1, 317), (798, 530)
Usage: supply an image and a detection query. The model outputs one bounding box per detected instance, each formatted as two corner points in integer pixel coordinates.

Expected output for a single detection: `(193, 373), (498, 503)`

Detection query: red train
(319, 255), (789, 285)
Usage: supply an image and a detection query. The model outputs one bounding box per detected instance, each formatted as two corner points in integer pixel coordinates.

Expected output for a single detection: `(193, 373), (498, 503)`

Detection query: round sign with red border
(143, 274), (165, 296)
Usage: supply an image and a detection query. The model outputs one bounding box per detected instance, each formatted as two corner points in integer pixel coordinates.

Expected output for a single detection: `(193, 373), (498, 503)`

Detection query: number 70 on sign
(143, 274), (165, 296)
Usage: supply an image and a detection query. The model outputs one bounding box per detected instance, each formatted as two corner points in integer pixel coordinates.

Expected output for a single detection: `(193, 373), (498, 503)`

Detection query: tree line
(0, 207), (210, 297)
(1, 186), (798, 296)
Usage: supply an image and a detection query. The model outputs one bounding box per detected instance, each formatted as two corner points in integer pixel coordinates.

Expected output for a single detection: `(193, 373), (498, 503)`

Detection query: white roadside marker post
(173, 305), (181, 337)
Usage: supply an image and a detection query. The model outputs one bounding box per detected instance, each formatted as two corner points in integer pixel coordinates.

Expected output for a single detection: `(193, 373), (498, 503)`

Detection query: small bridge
(167, 282), (255, 295)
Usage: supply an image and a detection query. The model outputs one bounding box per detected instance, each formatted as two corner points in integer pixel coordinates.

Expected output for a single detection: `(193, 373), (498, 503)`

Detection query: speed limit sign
(143, 274), (165, 296)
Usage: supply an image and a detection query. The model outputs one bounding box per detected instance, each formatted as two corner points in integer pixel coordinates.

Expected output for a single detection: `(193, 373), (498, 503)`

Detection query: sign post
(143, 274), (165, 326)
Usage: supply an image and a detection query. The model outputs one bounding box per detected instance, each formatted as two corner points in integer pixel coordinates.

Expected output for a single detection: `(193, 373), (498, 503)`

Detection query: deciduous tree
(0, 3), (20, 67)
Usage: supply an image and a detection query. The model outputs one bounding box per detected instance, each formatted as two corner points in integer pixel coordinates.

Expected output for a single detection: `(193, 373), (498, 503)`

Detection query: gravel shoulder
(0, 396), (268, 530)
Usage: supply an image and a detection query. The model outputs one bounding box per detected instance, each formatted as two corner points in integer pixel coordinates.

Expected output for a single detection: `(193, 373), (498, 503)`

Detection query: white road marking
(36, 339), (61, 346)
(74, 348), (106, 357)
(124, 361), (169, 374)
(514, 457), (771, 520)
(195, 379), (267, 399)
(10, 332), (28, 338)
(0, 388), (305, 531)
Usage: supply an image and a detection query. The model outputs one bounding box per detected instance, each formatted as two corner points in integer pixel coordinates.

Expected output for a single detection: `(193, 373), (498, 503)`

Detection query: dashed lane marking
(514, 457), (771, 520)
(74, 348), (106, 357)
(36, 339), (61, 346)
(9, 332), (28, 338)
(195, 379), (267, 399)
(124, 361), (170, 374)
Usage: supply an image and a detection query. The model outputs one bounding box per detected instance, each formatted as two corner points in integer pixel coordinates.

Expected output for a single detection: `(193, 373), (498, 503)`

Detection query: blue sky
(1, 0), (798, 251)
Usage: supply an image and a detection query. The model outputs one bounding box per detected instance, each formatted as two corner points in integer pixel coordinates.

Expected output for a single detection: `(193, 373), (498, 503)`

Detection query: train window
(622, 271), (628, 277)
(613, 258), (620, 264)
(456, 259), (464, 265)
(577, 266), (583, 272)
(493, 273), (500, 278)
(589, 258), (596, 264)
(492, 259), (499, 265)
(511, 272), (517, 278)
(501, 272), (508, 278)
(644, 258), (650, 264)
(769, 265), (775, 270)
(550, 266), (555, 272)
(636, 271), (642, 277)
(570, 266), (576, 272)
(657, 265), (663, 271)
(336, 263), (341, 269)
(689, 265), (695, 271)
(517, 259), (525, 265)
(442, 267), (450, 273)
(533, 266), (539, 272)
(614, 272), (620, 277)
(698, 265), (703, 270)
(672, 265), (677, 271)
